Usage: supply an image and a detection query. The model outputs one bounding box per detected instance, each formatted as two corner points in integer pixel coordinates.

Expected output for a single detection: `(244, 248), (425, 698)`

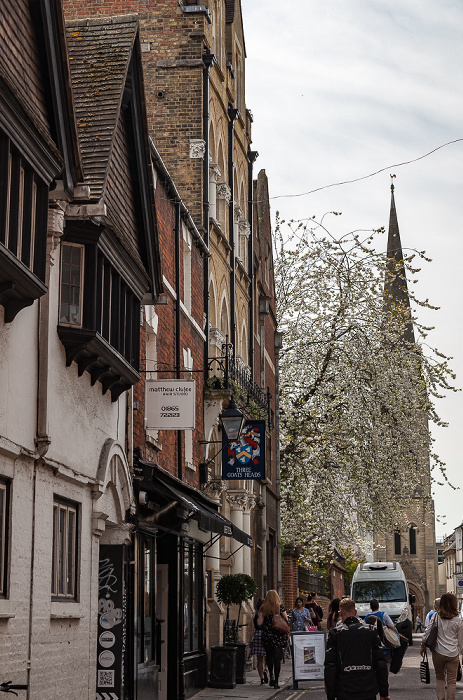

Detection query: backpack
(316, 604), (323, 620)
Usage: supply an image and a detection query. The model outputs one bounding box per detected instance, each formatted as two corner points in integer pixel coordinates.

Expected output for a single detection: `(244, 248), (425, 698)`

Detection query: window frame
(59, 241), (85, 327)
(51, 498), (79, 601)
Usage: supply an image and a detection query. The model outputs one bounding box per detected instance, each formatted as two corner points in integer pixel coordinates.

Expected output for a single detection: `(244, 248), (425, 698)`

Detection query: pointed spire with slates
(384, 183), (415, 344)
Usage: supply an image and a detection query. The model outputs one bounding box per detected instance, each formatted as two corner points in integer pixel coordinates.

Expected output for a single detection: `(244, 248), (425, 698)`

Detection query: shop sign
(96, 546), (125, 700)
(222, 420), (265, 480)
(145, 379), (196, 430)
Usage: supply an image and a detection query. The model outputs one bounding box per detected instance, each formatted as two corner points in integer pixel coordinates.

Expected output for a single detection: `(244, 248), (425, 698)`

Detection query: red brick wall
(282, 545), (299, 611)
(133, 164), (206, 490)
(63, 0), (205, 223)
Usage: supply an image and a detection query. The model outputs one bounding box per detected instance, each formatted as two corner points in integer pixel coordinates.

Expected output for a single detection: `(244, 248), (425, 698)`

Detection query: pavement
(195, 651), (295, 700)
(195, 634), (463, 699)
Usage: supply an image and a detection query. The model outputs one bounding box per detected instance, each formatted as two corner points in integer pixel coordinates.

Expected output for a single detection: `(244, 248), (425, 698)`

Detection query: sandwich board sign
(290, 630), (326, 689)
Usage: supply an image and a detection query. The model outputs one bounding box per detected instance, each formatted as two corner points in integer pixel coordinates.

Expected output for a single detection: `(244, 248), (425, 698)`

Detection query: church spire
(384, 182), (415, 344)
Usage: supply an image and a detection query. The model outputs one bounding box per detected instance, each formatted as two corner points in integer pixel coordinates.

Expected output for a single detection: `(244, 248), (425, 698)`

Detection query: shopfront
(131, 461), (252, 700)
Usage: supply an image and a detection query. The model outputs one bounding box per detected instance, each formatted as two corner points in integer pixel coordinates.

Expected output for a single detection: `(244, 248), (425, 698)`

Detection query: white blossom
(275, 214), (457, 562)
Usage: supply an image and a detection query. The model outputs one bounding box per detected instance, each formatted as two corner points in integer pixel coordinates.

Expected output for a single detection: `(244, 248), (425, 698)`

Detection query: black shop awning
(136, 461), (253, 547)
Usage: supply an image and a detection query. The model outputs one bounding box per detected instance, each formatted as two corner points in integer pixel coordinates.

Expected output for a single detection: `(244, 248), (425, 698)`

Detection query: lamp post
(219, 395), (245, 442)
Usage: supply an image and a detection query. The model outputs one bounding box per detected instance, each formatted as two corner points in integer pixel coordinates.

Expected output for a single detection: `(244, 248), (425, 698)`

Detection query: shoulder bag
(272, 613), (290, 635)
(382, 625), (401, 649)
(420, 650), (431, 684)
(424, 613), (438, 649)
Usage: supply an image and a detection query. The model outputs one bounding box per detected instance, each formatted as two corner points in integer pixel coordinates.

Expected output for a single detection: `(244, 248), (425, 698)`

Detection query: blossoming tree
(275, 212), (456, 562)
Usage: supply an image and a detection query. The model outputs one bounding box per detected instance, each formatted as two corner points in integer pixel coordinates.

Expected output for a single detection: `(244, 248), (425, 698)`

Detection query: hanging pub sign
(145, 379), (196, 430)
(96, 545), (126, 700)
(222, 420), (265, 480)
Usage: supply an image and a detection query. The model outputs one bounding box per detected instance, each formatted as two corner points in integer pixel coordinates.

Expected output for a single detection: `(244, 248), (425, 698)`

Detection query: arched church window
(409, 526), (417, 555)
(394, 532), (401, 556)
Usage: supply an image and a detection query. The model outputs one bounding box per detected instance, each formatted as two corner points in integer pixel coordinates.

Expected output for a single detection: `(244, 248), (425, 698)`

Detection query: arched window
(409, 526), (417, 555)
(394, 532), (401, 556)
(209, 280), (217, 328)
(220, 297), (229, 337)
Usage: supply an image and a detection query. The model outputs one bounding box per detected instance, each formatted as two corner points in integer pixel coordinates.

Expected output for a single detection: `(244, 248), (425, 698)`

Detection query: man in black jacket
(324, 598), (390, 700)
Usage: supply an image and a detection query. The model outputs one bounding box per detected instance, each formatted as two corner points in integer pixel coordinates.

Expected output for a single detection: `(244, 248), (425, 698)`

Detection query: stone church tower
(374, 185), (439, 619)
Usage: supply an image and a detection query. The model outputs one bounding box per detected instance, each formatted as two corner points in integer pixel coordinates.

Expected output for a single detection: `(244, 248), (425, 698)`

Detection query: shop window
(0, 480), (9, 597)
(183, 541), (203, 653)
(137, 535), (156, 665)
(394, 532), (401, 556)
(51, 499), (78, 599)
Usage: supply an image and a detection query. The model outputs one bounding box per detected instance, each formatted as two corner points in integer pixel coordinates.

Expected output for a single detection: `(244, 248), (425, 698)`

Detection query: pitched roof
(66, 14), (138, 199)
(384, 184), (415, 344)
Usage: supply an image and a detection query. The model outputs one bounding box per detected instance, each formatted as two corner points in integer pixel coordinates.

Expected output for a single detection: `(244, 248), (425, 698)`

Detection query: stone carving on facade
(209, 325), (226, 349)
(225, 491), (248, 511)
(226, 491), (257, 513)
(216, 182), (231, 203)
(209, 162), (221, 181)
(189, 138), (206, 159)
(239, 219), (251, 238)
(48, 203), (67, 258)
(202, 478), (225, 503)
(234, 204), (243, 221)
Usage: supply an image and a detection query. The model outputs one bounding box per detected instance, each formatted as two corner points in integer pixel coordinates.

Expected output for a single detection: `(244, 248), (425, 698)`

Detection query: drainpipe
(36, 204), (66, 456)
(247, 151), (258, 380)
(228, 105), (239, 357)
(175, 201), (183, 482)
(202, 49), (214, 379)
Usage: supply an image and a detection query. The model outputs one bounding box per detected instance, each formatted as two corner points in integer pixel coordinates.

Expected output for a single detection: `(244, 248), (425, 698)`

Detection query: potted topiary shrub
(214, 573), (257, 684)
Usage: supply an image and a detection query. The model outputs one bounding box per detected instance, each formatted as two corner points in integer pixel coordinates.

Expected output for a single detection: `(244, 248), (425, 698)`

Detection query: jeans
(432, 650), (459, 700)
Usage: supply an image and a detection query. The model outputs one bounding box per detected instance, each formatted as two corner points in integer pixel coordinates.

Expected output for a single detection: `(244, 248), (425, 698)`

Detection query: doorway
(156, 564), (168, 700)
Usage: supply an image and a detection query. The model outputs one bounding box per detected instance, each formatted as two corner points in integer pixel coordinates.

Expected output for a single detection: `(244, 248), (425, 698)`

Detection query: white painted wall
(0, 229), (133, 698)
(0, 303), (39, 452)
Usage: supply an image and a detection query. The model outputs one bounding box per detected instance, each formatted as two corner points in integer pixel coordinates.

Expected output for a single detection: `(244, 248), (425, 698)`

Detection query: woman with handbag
(292, 597), (313, 631)
(257, 589), (290, 690)
(420, 592), (463, 700)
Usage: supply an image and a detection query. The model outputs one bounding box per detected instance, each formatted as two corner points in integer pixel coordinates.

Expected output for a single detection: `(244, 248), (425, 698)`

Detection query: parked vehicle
(351, 561), (413, 642)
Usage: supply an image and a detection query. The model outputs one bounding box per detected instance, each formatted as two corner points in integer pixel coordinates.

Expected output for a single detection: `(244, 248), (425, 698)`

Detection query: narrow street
(277, 634), (463, 699)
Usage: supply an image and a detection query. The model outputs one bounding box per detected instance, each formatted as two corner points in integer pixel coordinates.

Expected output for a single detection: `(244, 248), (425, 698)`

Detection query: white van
(351, 562), (412, 630)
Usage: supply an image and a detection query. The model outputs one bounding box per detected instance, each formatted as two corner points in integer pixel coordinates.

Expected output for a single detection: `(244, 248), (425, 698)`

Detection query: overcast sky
(241, 0), (463, 538)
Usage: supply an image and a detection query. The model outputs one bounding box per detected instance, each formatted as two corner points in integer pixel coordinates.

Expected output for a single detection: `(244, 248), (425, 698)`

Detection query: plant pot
(209, 646), (236, 688)
(226, 642), (246, 684)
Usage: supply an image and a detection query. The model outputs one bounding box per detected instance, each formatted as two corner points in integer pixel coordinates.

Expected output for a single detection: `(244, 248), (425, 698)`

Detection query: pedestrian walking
(324, 597), (390, 700)
(420, 592), (463, 700)
(425, 598), (441, 627)
(365, 598), (396, 672)
(249, 598), (268, 684)
(306, 594), (321, 630)
(312, 591), (324, 629)
(257, 589), (289, 690)
(291, 597), (313, 631)
(327, 598), (341, 630)
(415, 614), (423, 633)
